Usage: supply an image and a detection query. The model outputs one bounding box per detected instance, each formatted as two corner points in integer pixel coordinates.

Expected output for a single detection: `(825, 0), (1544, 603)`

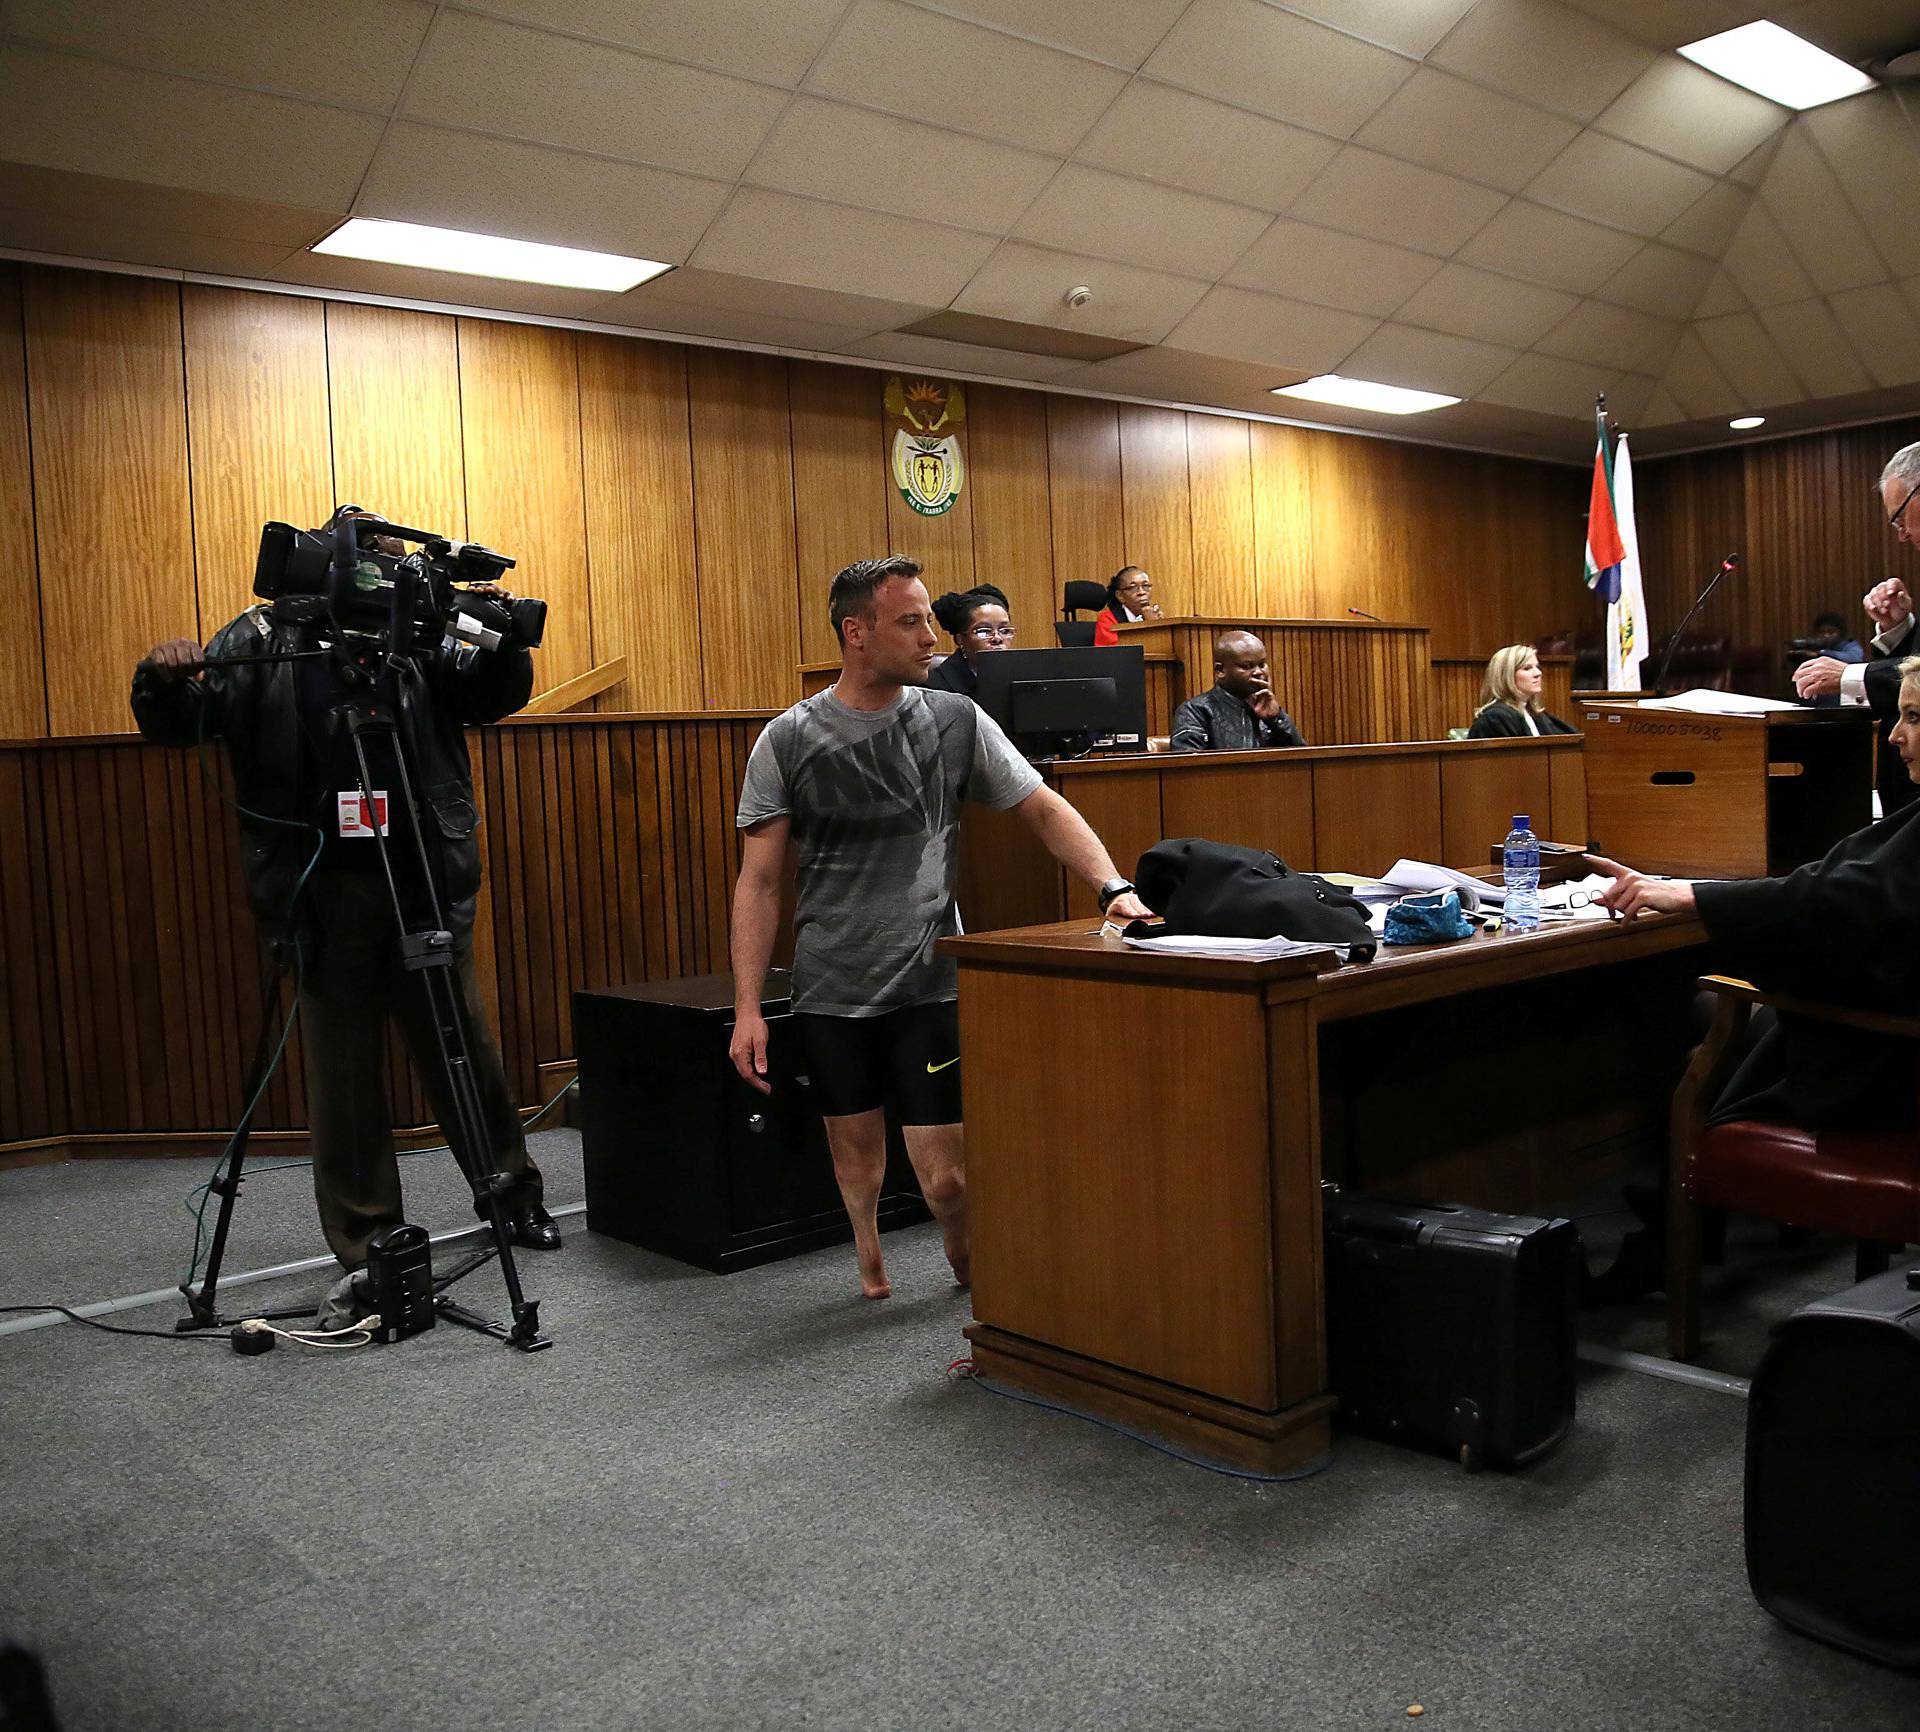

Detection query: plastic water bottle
(1502, 814), (1541, 932)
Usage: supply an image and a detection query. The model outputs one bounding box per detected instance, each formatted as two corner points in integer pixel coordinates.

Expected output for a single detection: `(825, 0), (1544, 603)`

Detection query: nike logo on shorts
(926, 1056), (960, 1074)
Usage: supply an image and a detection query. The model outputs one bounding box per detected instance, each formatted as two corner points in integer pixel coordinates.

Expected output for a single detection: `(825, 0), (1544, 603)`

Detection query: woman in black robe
(1465, 644), (1578, 738)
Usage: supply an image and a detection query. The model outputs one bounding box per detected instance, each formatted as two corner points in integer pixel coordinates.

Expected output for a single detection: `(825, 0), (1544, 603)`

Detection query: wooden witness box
(1578, 702), (1875, 878)
(943, 913), (1706, 1475)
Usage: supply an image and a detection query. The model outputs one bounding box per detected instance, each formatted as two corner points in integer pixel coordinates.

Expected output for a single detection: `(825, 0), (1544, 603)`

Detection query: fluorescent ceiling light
(1271, 375), (1461, 415)
(1678, 21), (1874, 110)
(311, 218), (672, 292)
(1729, 415), (1766, 430)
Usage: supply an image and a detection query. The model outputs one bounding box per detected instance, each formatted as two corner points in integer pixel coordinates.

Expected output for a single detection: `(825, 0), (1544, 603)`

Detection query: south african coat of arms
(884, 376), (966, 516)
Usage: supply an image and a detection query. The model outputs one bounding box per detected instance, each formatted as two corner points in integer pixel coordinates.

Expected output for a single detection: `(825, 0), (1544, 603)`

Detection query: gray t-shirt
(736, 685), (1043, 1016)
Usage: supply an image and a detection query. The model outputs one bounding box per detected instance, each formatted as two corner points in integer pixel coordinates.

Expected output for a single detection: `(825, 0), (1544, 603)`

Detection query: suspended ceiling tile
(0, 47), (381, 210)
(0, 208), (302, 278)
(1659, 329), (1745, 419)
(1641, 384), (1689, 426)
(1164, 283), (1378, 371)
(1694, 272), (1748, 318)
(1427, 0), (1655, 124)
(1692, 312), (1808, 409)
(1073, 82), (1341, 213)
(403, 11), (787, 178)
(1772, 0), (1920, 65)
(1287, 147), (1508, 259)
(1457, 201), (1642, 295)
(457, 0), (850, 85)
(601, 304), (881, 351)
(1525, 131), (1714, 238)
(1223, 218), (1442, 318)
(1056, 344), (1296, 398)
(357, 124), (731, 260)
(953, 241), (1212, 342)
(613, 267), (929, 334)
(804, 0), (1127, 157)
(1535, 299), (1684, 375)
(1755, 297), (1875, 399)
(1394, 263), (1578, 348)
(926, 0), (1196, 67)
(266, 251), (611, 319)
(1602, 371), (1656, 424)
(1340, 322), (1519, 395)
(1827, 283), (1920, 388)
(744, 98), (1058, 236)
(692, 189), (1000, 306)
(1352, 68), (1580, 196)
(1758, 126), (1892, 298)
(1660, 180), (1753, 259)
(1264, 0), (1482, 58)
(837, 330), (1088, 382)
(1555, 0), (1761, 48)
(1801, 90), (1920, 279)
(1014, 164), (1271, 279)
(1594, 58), (1789, 178)
(1143, 0), (1415, 139)
(1593, 243), (1718, 320)
(1719, 203), (1818, 311)
(1476, 349), (1617, 417)
(4, 0), (434, 107)
(0, 163), (339, 249)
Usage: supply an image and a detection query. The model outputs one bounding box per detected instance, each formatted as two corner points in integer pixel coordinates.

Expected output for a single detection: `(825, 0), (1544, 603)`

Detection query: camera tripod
(177, 631), (549, 1352)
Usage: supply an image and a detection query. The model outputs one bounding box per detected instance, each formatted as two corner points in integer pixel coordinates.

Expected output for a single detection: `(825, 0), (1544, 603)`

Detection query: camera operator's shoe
(506, 1201), (562, 1250)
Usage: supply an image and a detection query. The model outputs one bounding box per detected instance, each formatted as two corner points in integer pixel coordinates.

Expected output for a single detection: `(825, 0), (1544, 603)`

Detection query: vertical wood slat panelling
(1250, 421), (1316, 618)
(687, 348), (800, 709)
(1119, 404), (1193, 605)
(325, 301), (467, 542)
(965, 383), (1054, 643)
(1187, 412), (1258, 618)
(576, 332), (703, 713)
(25, 268), (196, 737)
(788, 359), (888, 662)
(182, 285), (335, 636)
(456, 318), (592, 694)
(0, 752), (61, 1138)
(0, 265), (47, 738)
(1046, 395), (1125, 604)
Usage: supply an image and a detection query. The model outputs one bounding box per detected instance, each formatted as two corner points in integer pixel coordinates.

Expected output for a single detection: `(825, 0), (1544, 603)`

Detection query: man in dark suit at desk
(1791, 439), (1920, 815)
(1170, 630), (1306, 753)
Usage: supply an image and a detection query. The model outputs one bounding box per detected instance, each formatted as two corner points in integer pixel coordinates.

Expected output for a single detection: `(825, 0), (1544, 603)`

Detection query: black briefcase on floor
(1324, 1193), (1580, 1471)
(1746, 1268), (1920, 1670)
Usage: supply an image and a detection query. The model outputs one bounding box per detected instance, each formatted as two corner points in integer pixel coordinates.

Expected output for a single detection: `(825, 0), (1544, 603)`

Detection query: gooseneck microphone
(1652, 553), (1739, 697)
(1347, 606), (1383, 622)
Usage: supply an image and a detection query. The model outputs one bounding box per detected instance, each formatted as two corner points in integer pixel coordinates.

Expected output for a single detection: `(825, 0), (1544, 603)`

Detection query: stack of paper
(1636, 688), (1801, 716)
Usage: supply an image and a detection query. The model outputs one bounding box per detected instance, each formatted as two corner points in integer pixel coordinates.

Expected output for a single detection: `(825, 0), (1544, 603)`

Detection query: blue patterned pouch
(1383, 888), (1474, 945)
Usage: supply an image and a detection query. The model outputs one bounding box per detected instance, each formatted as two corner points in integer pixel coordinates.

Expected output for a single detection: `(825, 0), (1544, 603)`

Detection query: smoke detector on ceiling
(1063, 285), (1093, 310)
(1869, 47), (1920, 78)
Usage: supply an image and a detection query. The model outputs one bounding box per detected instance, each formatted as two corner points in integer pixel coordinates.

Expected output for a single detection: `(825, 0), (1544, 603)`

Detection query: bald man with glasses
(1792, 442), (1920, 815)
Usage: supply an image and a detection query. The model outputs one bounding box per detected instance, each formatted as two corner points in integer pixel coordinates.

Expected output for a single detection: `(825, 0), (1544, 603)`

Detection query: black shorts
(794, 1002), (962, 1124)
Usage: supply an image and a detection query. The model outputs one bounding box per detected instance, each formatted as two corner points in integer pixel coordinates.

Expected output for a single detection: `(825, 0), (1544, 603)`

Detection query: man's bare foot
(858, 1247), (891, 1300)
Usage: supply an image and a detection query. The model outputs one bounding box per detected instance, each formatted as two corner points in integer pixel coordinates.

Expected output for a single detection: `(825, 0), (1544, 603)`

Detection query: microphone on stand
(1346, 606), (1383, 622)
(1651, 553), (1739, 697)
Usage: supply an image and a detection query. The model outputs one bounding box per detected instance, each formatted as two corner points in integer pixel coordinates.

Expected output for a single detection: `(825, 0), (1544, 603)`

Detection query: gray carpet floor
(1, 1134), (1913, 1731)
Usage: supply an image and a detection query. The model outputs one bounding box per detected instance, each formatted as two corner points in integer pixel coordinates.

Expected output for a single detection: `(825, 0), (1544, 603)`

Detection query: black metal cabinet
(574, 971), (927, 1272)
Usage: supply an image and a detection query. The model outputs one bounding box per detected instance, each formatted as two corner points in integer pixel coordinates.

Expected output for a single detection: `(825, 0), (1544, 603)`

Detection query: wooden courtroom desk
(956, 734), (1589, 932)
(797, 656), (1183, 738)
(1110, 616), (1433, 743)
(944, 908), (1707, 1474)
(1578, 701), (1875, 878)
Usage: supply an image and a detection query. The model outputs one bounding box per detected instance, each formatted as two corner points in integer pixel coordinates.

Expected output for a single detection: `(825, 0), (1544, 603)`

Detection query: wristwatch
(1097, 877), (1135, 913)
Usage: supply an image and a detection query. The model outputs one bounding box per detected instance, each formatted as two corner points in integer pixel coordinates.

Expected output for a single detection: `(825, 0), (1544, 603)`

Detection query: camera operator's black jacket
(130, 604), (532, 937)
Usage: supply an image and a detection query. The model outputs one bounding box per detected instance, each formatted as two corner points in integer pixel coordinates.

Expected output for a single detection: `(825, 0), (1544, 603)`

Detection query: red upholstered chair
(1667, 976), (1920, 1360)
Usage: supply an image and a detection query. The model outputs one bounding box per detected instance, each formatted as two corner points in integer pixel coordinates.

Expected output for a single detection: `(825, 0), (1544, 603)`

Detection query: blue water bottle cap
(1512, 814), (1529, 829)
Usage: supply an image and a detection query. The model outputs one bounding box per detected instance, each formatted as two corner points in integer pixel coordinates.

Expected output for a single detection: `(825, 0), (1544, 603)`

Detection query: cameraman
(130, 508), (560, 1270)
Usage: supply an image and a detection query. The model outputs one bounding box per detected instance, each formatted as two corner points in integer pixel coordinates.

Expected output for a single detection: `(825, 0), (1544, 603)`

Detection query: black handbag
(1125, 837), (1377, 962)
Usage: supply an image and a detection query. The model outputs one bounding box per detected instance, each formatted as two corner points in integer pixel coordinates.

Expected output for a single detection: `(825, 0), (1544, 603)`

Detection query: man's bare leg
(903, 1121), (968, 1287)
(822, 1108), (891, 1299)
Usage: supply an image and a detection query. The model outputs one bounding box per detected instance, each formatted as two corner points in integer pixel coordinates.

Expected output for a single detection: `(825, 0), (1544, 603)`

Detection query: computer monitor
(968, 646), (1147, 757)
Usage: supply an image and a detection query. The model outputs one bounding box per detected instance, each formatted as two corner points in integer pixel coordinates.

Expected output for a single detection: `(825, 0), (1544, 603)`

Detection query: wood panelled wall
(1634, 416), (1920, 677)
(0, 262), (1591, 739)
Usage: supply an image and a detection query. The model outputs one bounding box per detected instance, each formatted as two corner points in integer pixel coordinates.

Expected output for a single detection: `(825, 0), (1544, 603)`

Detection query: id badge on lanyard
(337, 790), (390, 838)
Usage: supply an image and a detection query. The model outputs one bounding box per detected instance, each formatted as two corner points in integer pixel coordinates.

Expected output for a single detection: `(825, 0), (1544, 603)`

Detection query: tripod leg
(178, 939), (297, 1332)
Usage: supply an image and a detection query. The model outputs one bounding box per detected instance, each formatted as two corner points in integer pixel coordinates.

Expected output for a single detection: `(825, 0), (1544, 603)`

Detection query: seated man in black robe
(1170, 630), (1306, 753)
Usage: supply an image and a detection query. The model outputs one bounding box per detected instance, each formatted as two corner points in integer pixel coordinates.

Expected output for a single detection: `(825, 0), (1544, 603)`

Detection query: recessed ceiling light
(1729, 415), (1766, 430)
(311, 218), (672, 292)
(1678, 21), (1875, 110)
(1271, 375), (1461, 415)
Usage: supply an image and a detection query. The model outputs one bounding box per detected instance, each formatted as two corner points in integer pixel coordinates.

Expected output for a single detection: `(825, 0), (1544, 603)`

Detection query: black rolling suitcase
(1324, 1193), (1580, 1471)
(1746, 1268), (1920, 1670)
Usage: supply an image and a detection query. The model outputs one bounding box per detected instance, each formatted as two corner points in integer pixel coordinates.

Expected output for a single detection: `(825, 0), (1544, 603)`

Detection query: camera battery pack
(364, 1223), (436, 1344)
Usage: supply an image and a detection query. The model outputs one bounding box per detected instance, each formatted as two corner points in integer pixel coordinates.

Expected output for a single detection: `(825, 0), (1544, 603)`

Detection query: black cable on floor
(0, 1305), (229, 1343)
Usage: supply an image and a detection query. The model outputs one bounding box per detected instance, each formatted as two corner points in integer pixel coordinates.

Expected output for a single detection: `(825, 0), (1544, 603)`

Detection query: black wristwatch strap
(1098, 877), (1134, 913)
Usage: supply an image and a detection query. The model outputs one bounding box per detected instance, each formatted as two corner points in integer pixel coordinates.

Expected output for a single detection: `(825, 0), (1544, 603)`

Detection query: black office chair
(1057, 580), (1107, 647)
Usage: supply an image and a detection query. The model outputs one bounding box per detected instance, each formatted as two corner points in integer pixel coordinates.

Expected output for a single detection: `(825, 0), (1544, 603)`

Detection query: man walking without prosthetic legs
(729, 556), (1152, 1299)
